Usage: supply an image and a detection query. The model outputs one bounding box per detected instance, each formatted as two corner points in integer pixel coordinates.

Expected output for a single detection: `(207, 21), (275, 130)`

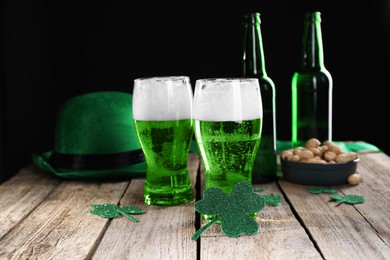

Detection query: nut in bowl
(280, 138), (361, 186)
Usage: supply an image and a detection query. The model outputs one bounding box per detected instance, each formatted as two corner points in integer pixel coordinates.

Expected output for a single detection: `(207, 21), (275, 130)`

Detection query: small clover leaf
(192, 182), (265, 240)
(260, 194), (282, 207)
(307, 187), (337, 194)
(90, 204), (120, 218)
(330, 194), (365, 204)
(90, 204), (144, 222)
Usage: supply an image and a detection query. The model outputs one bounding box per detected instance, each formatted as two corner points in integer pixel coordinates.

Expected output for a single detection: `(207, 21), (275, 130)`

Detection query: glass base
(202, 214), (222, 223)
(143, 167), (195, 206)
(144, 189), (194, 206)
(201, 212), (258, 223)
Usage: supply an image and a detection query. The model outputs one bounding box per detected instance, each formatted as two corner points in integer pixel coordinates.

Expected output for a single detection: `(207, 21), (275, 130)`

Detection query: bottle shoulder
(248, 75), (276, 94)
(258, 75), (275, 87)
(293, 69), (332, 80)
(292, 70), (333, 88)
(295, 66), (331, 75)
(246, 74), (275, 87)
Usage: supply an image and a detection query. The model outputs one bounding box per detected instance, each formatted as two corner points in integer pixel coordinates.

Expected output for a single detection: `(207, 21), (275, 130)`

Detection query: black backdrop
(1, 0), (389, 182)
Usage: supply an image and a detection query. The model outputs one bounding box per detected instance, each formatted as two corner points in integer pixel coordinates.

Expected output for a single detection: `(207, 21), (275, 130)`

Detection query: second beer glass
(132, 76), (195, 206)
(194, 78), (262, 218)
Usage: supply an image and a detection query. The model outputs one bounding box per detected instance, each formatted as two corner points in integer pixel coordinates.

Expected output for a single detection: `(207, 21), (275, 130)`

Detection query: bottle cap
(305, 11), (321, 22)
(244, 13), (261, 25)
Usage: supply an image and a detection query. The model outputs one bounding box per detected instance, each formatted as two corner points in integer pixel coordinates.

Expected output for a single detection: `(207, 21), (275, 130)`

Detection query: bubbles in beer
(194, 119), (262, 194)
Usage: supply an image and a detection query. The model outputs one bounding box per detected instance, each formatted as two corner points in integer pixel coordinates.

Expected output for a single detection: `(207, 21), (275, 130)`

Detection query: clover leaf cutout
(330, 194), (365, 204)
(260, 194), (282, 207)
(192, 182), (265, 240)
(307, 187), (337, 194)
(90, 204), (144, 222)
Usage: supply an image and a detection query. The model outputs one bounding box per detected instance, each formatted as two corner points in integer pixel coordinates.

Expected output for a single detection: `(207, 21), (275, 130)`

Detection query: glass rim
(195, 77), (259, 83)
(134, 76), (190, 82)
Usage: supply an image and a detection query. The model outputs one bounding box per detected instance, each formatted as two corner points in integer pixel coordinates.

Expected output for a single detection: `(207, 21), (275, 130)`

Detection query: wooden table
(0, 151), (390, 260)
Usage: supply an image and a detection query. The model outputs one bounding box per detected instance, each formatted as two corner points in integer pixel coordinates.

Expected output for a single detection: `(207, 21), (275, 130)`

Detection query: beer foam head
(193, 78), (263, 121)
(132, 76), (193, 120)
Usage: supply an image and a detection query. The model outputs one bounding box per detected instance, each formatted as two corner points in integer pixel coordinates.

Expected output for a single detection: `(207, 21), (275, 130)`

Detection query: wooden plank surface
(92, 153), (200, 260)
(278, 152), (390, 260)
(340, 153), (390, 246)
(0, 151), (389, 260)
(0, 165), (61, 239)
(0, 178), (129, 259)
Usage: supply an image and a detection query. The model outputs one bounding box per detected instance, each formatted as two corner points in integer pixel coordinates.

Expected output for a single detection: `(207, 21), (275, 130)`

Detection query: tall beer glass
(194, 78), (262, 218)
(132, 76), (195, 206)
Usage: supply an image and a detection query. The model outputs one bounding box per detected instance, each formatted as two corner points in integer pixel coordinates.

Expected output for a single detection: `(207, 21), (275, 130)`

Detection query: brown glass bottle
(242, 12), (277, 183)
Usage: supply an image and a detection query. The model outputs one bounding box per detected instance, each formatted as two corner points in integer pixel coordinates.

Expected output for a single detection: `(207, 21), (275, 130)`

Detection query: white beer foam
(194, 78), (263, 121)
(132, 76), (193, 120)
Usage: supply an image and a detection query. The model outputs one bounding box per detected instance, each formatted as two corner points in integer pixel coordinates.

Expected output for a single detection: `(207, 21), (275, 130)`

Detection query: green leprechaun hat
(32, 91), (146, 180)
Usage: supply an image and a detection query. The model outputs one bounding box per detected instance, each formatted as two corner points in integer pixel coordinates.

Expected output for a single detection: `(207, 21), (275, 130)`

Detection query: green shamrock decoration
(307, 187), (337, 194)
(90, 204), (144, 222)
(330, 194), (365, 204)
(261, 194), (282, 207)
(192, 182), (265, 240)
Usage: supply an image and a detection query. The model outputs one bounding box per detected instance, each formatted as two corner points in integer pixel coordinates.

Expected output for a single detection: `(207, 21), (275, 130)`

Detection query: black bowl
(280, 156), (359, 186)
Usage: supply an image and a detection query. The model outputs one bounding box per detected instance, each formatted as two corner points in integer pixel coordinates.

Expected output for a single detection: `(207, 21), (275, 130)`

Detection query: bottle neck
(301, 12), (325, 70)
(242, 13), (267, 77)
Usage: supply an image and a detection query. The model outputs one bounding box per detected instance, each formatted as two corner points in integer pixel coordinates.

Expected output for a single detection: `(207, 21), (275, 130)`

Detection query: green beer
(194, 119), (261, 195)
(134, 119), (194, 206)
(133, 76), (194, 206)
(193, 78), (263, 221)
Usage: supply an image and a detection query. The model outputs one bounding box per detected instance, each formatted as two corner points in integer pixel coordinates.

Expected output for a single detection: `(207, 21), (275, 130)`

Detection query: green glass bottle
(242, 12), (277, 183)
(292, 11), (333, 147)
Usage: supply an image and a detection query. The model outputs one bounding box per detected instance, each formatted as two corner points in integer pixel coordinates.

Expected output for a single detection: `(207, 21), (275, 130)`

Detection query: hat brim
(32, 151), (146, 181)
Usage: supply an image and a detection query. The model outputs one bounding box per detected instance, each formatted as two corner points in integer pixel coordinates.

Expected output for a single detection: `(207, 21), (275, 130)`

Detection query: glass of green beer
(193, 78), (262, 219)
(132, 76), (195, 206)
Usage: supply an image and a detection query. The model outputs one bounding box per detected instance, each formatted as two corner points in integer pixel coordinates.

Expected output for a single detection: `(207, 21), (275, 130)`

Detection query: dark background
(1, 0), (389, 182)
